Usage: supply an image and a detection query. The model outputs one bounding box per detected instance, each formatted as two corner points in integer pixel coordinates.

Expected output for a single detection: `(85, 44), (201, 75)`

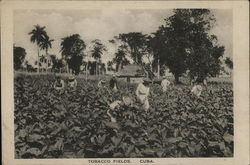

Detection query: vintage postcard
(1, 1), (249, 165)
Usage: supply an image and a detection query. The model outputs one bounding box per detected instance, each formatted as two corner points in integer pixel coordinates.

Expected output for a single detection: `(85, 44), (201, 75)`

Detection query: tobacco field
(14, 74), (233, 158)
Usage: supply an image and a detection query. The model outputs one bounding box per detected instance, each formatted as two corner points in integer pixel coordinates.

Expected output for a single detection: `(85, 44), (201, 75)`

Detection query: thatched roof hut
(117, 64), (145, 83)
(118, 64), (145, 77)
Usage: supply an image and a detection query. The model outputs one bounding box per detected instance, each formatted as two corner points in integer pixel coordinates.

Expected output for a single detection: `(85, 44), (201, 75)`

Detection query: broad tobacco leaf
(14, 76), (233, 158)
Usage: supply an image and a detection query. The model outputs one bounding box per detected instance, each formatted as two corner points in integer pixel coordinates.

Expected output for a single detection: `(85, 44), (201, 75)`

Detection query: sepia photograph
(13, 8), (234, 158)
(1, 1), (249, 165)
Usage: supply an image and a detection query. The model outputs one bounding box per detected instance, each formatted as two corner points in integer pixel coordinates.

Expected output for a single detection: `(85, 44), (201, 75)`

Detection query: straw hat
(196, 85), (203, 91)
(122, 96), (133, 106)
(69, 75), (75, 80)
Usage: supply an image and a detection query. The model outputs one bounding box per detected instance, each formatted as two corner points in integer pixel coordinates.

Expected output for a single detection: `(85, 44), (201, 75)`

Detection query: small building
(117, 64), (145, 83)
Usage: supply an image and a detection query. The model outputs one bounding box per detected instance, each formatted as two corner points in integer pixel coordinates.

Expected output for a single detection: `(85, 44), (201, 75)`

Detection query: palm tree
(28, 25), (48, 73)
(39, 36), (54, 72)
(113, 46), (130, 72)
(91, 39), (107, 75)
(107, 61), (114, 71)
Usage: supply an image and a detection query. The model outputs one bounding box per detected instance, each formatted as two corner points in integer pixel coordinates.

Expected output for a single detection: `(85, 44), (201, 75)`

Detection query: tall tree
(115, 32), (148, 65)
(99, 63), (106, 75)
(60, 34), (86, 75)
(68, 56), (83, 75)
(13, 46), (26, 70)
(112, 45), (130, 72)
(183, 9), (224, 82)
(50, 55), (64, 73)
(107, 61), (115, 71)
(153, 18), (189, 83)
(28, 25), (48, 73)
(91, 39), (107, 75)
(150, 29), (168, 78)
(143, 35), (157, 79)
(153, 9), (224, 83)
(87, 61), (96, 75)
(39, 36), (54, 72)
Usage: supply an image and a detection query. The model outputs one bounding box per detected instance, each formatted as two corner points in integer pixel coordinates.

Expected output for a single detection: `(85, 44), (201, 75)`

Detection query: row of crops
(14, 74), (233, 158)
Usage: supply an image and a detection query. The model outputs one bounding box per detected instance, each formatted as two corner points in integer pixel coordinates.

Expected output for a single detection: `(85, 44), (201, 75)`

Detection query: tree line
(14, 9), (233, 82)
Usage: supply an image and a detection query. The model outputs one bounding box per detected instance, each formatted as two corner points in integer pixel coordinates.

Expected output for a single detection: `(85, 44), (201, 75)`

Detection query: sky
(14, 9), (232, 66)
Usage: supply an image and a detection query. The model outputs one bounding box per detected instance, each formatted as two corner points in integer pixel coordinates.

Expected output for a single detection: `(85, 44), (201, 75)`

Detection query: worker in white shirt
(68, 75), (77, 89)
(190, 76), (198, 86)
(109, 96), (134, 110)
(203, 77), (208, 87)
(98, 79), (106, 88)
(108, 96), (134, 122)
(54, 76), (65, 90)
(191, 83), (203, 98)
(161, 76), (171, 92)
(136, 79), (150, 111)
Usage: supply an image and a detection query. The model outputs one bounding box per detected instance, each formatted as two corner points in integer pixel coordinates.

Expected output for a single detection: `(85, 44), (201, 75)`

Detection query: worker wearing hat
(191, 82), (203, 98)
(68, 75), (77, 89)
(109, 74), (118, 92)
(54, 76), (65, 90)
(108, 96), (134, 122)
(161, 75), (171, 92)
(98, 79), (106, 88)
(135, 78), (150, 111)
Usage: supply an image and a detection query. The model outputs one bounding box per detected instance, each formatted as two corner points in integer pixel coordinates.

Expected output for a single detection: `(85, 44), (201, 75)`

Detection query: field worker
(54, 76), (65, 90)
(109, 96), (133, 110)
(68, 75), (77, 89)
(122, 96), (134, 107)
(109, 100), (122, 110)
(136, 79), (150, 111)
(108, 96), (134, 122)
(108, 100), (122, 122)
(107, 109), (117, 123)
(98, 79), (106, 88)
(190, 76), (198, 86)
(203, 77), (208, 87)
(161, 76), (171, 92)
(109, 74), (118, 92)
(191, 84), (203, 98)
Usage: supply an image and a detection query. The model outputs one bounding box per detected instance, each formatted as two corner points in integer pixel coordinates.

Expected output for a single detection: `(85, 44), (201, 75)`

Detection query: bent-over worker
(108, 96), (134, 122)
(98, 79), (106, 88)
(191, 84), (203, 98)
(68, 75), (77, 89)
(54, 76), (65, 90)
